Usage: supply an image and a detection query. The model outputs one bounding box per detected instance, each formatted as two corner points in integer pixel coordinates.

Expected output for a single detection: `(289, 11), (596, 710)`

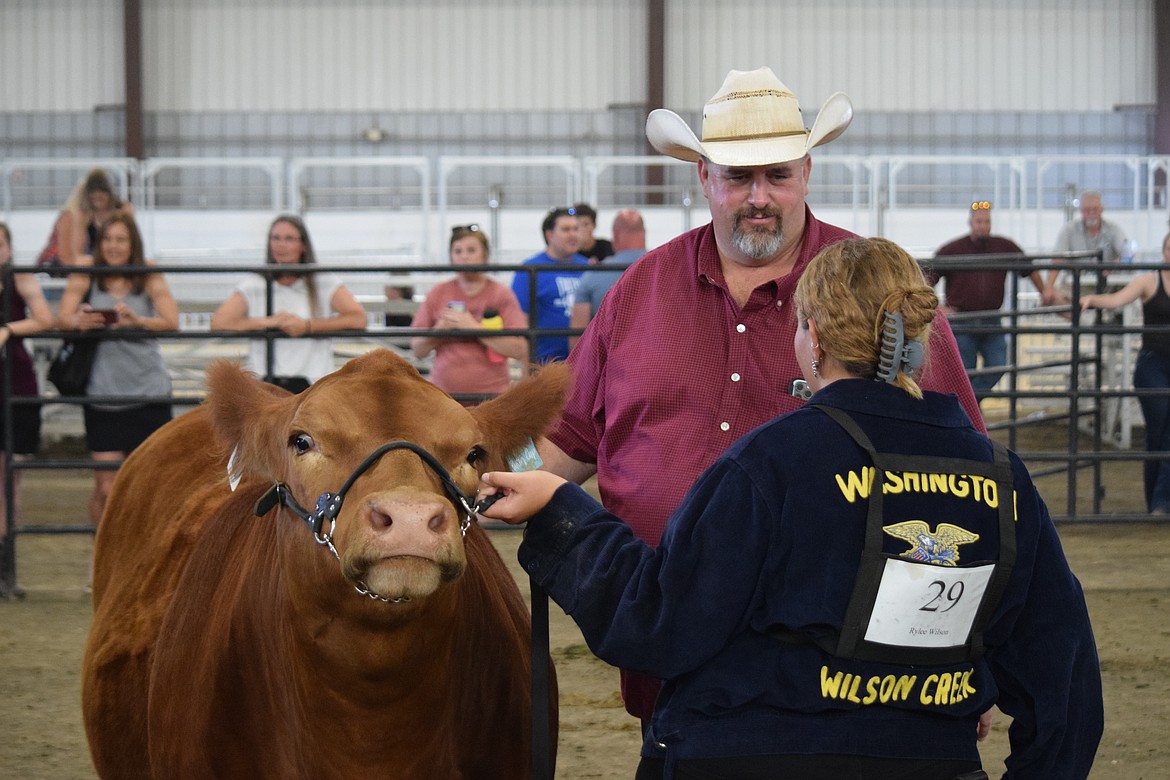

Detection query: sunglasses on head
(451, 224), (480, 235)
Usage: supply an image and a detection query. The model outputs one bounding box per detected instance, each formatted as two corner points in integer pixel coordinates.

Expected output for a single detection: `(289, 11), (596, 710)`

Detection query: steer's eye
(467, 446), (486, 466)
(290, 433), (315, 455)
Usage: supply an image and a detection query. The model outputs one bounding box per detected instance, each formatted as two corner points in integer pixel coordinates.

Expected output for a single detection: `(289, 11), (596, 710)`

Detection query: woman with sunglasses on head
(479, 237), (1101, 779)
(410, 225), (528, 401)
(211, 214), (366, 393)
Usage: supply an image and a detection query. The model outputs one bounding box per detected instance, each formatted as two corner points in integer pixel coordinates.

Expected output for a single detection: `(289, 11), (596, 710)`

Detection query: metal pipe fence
(2, 254), (1167, 595)
(6, 153), (1170, 264)
(931, 250), (1170, 523)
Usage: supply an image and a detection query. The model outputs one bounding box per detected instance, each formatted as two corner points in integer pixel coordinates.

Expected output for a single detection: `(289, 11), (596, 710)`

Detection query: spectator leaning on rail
(410, 224), (529, 400)
(1081, 232), (1170, 515)
(510, 207), (589, 362)
(211, 214), (367, 394)
(925, 201), (1046, 402)
(535, 66), (984, 731)
(568, 208), (647, 351)
(58, 213), (178, 588)
(481, 237), (1102, 780)
(0, 222), (55, 601)
(1042, 189), (1128, 305)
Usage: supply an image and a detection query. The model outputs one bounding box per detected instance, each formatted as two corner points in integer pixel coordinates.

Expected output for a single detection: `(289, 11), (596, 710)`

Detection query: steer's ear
(472, 362), (570, 468)
(205, 360), (296, 481)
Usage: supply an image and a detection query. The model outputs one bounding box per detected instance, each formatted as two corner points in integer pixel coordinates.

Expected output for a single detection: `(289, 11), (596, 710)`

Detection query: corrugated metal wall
(0, 0), (1155, 114)
(142, 0), (647, 112)
(666, 0), (1155, 112)
(0, 0), (123, 111)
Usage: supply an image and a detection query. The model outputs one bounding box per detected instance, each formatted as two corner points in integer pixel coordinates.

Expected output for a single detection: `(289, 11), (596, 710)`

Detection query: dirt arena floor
(2, 422), (1169, 778)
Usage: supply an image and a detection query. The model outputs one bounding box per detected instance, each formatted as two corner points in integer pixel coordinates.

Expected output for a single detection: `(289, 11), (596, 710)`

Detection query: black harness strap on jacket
(772, 405), (1017, 666)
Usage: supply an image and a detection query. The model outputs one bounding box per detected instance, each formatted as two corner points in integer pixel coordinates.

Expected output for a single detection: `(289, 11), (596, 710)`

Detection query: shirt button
(775, 300), (783, 309)
(731, 373), (741, 382)
(720, 422), (730, 432)
(736, 324), (746, 333)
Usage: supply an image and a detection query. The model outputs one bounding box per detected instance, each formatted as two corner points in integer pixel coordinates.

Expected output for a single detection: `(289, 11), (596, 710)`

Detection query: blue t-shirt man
(575, 248), (646, 318)
(512, 207), (588, 362)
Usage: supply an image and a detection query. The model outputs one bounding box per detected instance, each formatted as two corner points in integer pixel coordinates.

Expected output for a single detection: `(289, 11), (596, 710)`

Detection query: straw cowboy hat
(645, 67), (853, 167)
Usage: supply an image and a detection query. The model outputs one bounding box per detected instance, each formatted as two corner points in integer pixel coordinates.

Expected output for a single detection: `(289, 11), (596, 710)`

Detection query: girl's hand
(270, 311), (307, 336)
(437, 309), (478, 331)
(73, 305), (108, 331)
(1080, 296), (1097, 313)
(111, 303), (137, 328)
(476, 471), (568, 524)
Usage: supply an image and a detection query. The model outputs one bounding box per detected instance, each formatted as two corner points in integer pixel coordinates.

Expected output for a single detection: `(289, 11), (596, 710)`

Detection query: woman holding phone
(410, 224), (528, 400)
(58, 213), (178, 561)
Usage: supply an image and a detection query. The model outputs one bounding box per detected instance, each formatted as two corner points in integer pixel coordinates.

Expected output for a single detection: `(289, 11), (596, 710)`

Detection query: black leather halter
(254, 440), (486, 559)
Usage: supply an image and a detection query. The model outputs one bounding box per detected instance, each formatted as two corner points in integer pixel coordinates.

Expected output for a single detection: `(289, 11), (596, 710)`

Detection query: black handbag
(48, 337), (98, 397)
(48, 282), (98, 397)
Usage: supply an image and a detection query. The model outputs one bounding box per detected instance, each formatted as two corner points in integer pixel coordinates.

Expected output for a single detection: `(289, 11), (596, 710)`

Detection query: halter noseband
(253, 440), (488, 601)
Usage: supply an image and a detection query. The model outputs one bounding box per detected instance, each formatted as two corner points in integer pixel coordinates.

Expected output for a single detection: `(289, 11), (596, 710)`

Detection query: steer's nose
(365, 493), (452, 536)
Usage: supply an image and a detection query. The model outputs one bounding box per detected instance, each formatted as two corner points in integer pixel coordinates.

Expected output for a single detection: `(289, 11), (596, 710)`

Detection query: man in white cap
(536, 66), (983, 734)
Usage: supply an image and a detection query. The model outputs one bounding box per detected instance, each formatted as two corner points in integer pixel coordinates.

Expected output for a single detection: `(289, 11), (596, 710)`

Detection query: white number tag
(863, 558), (995, 648)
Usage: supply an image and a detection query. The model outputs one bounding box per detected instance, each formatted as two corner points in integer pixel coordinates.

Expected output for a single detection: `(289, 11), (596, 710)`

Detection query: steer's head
(205, 349), (569, 604)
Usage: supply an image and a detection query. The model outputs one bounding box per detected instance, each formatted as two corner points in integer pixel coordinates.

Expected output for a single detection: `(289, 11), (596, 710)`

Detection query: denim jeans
(1133, 349), (1170, 512)
(953, 315), (1007, 397)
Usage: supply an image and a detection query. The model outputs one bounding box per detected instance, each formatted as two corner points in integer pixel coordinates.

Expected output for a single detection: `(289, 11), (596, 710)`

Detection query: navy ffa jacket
(519, 379), (1102, 778)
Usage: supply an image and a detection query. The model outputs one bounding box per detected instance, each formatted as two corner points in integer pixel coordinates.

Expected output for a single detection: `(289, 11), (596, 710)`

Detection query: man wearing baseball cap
(538, 65), (983, 742)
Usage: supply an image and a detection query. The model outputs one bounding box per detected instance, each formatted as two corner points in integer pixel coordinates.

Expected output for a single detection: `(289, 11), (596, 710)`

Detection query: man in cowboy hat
(534, 65), (982, 738)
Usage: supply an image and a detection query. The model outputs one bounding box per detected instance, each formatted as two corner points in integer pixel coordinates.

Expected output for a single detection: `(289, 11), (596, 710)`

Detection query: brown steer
(82, 349), (566, 778)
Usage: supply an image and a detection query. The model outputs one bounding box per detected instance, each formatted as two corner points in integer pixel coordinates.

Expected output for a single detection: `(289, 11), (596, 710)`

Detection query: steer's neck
(267, 554), (471, 772)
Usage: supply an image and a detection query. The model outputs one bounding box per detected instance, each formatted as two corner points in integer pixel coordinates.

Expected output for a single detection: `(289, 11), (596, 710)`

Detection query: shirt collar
(807, 379), (974, 429)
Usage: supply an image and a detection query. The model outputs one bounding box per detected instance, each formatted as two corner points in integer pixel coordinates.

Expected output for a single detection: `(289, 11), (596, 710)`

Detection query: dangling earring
(811, 345), (821, 378)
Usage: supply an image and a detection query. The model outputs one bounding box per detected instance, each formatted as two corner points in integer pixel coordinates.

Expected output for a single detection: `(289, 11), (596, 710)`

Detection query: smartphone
(446, 301), (467, 312)
(92, 309), (118, 324)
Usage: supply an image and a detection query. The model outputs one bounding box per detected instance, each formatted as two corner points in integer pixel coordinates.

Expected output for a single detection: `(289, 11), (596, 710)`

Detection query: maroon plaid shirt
(552, 211), (982, 544)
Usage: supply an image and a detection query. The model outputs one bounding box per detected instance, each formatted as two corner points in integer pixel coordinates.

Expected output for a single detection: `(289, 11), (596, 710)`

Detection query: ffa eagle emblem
(883, 521), (980, 566)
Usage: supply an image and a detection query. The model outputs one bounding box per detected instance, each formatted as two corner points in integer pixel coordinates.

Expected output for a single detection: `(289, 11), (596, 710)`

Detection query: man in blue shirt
(512, 206), (588, 361)
(569, 209), (647, 350)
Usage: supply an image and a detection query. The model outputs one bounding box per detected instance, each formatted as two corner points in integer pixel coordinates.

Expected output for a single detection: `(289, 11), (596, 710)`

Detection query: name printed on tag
(507, 438), (543, 472)
(864, 558), (995, 648)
